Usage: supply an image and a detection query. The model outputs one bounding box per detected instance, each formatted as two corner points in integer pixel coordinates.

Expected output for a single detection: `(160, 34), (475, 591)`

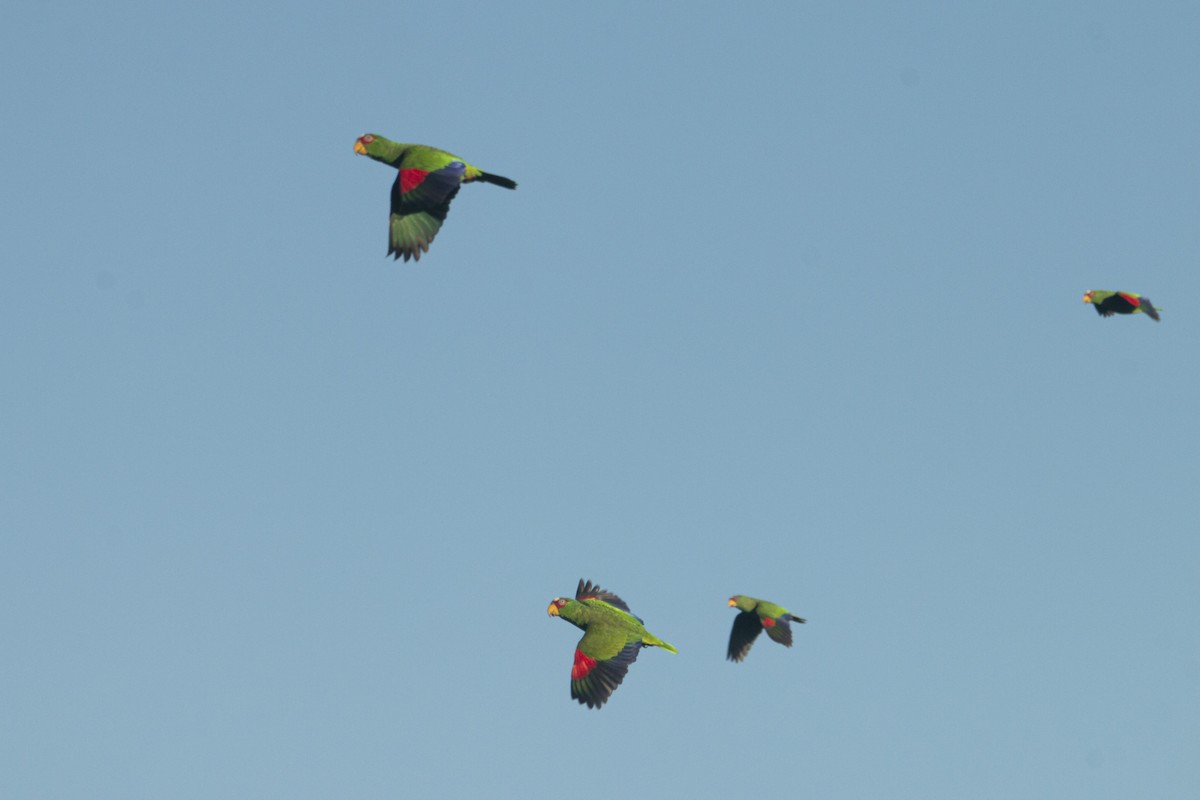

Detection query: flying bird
(727, 595), (806, 662)
(353, 134), (516, 262)
(1083, 290), (1160, 321)
(547, 579), (677, 708)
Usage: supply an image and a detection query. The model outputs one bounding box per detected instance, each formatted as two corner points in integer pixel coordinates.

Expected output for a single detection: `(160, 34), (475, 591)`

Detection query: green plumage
(727, 595), (806, 662)
(548, 579), (677, 708)
(354, 133), (516, 262)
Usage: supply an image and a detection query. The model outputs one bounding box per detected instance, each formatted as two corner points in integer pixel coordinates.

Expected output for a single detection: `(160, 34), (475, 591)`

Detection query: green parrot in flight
(547, 579), (678, 708)
(1083, 290), (1160, 321)
(354, 134), (516, 262)
(727, 595), (806, 662)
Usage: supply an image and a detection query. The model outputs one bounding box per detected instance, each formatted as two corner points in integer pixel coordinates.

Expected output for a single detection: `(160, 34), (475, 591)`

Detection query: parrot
(547, 579), (677, 708)
(353, 134), (516, 262)
(1083, 290), (1160, 321)
(727, 595), (806, 662)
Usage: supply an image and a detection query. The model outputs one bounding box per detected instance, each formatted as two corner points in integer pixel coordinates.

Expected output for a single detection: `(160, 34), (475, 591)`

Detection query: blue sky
(3, 1), (1198, 797)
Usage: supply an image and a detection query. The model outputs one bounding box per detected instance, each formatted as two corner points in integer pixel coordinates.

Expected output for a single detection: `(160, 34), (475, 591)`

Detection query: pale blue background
(3, 2), (1198, 797)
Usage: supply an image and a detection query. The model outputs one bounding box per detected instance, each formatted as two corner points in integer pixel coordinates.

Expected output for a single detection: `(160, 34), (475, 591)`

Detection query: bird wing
(762, 615), (796, 647)
(1115, 292), (1141, 308)
(727, 610), (763, 662)
(1138, 296), (1161, 321)
(1095, 294), (1129, 317)
(576, 579), (636, 615)
(387, 161), (466, 262)
(571, 630), (642, 709)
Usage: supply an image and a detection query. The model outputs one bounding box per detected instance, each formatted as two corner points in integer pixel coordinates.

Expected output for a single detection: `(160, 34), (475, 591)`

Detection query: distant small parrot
(547, 579), (677, 708)
(1083, 290), (1160, 321)
(353, 134), (516, 262)
(727, 595), (806, 662)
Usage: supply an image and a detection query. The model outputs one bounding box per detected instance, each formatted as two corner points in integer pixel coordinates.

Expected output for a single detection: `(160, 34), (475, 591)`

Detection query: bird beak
(547, 603), (559, 617)
(1082, 293), (1093, 304)
(354, 140), (368, 156)
(727, 599), (737, 607)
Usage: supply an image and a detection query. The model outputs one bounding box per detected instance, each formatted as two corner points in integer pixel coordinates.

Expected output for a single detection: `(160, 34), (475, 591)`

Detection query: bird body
(354, 134), (516, 262)
(548, 579), (677, 708)
(1083, 290), (1160, 321)
(727, 595), (806, 662)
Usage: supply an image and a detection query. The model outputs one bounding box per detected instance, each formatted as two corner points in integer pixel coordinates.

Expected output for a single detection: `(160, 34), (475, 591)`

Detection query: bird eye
(362, 134), (375, 143)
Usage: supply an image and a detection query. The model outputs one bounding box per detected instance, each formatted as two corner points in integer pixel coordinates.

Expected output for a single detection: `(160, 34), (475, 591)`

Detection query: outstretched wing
(387, 161), (466, 262)
(727, 610), (763, 662)
(762, 615), (796, 648)
(576, 579), (633, 613)
(1096, 293), (1137, 317)
(1138, 296), (1161, 321)
(570, 636), (642, 709)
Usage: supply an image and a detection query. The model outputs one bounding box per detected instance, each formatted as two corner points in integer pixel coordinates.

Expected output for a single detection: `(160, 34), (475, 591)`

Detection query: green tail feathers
(644, 634), (678, 653)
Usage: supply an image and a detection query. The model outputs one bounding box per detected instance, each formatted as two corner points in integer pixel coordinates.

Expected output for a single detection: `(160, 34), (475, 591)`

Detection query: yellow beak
(1082, 292), (1093, 304)
(547, 603), (559, 617)
(728, 599), (737, 607)
(354, 140), (368, 156)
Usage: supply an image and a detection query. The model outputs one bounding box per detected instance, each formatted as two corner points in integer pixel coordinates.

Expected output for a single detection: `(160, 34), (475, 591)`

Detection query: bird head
(1083, 290), (1096, 304)
(728, 596), (753, 612)
(547, 597), (569, 617)
(353, 133), (376, 156)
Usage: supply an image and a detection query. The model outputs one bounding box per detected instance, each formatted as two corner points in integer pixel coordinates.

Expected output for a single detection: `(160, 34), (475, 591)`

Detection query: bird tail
(787, 614), (807, 624)
(643, 633), (678, 653)
(477, 171), (517, 189)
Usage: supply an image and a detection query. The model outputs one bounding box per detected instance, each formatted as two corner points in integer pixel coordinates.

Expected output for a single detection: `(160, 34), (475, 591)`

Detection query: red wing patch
(569, 642), (642, 708)
(399, 168), (429, 194)
(761, 617), (776, 628)
(572, 649), (597, 680)
(1117, 292), (1140, 307)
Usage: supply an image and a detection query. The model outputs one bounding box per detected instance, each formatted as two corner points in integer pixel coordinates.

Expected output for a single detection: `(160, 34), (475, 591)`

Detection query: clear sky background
(3, 2), (1198, 797)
